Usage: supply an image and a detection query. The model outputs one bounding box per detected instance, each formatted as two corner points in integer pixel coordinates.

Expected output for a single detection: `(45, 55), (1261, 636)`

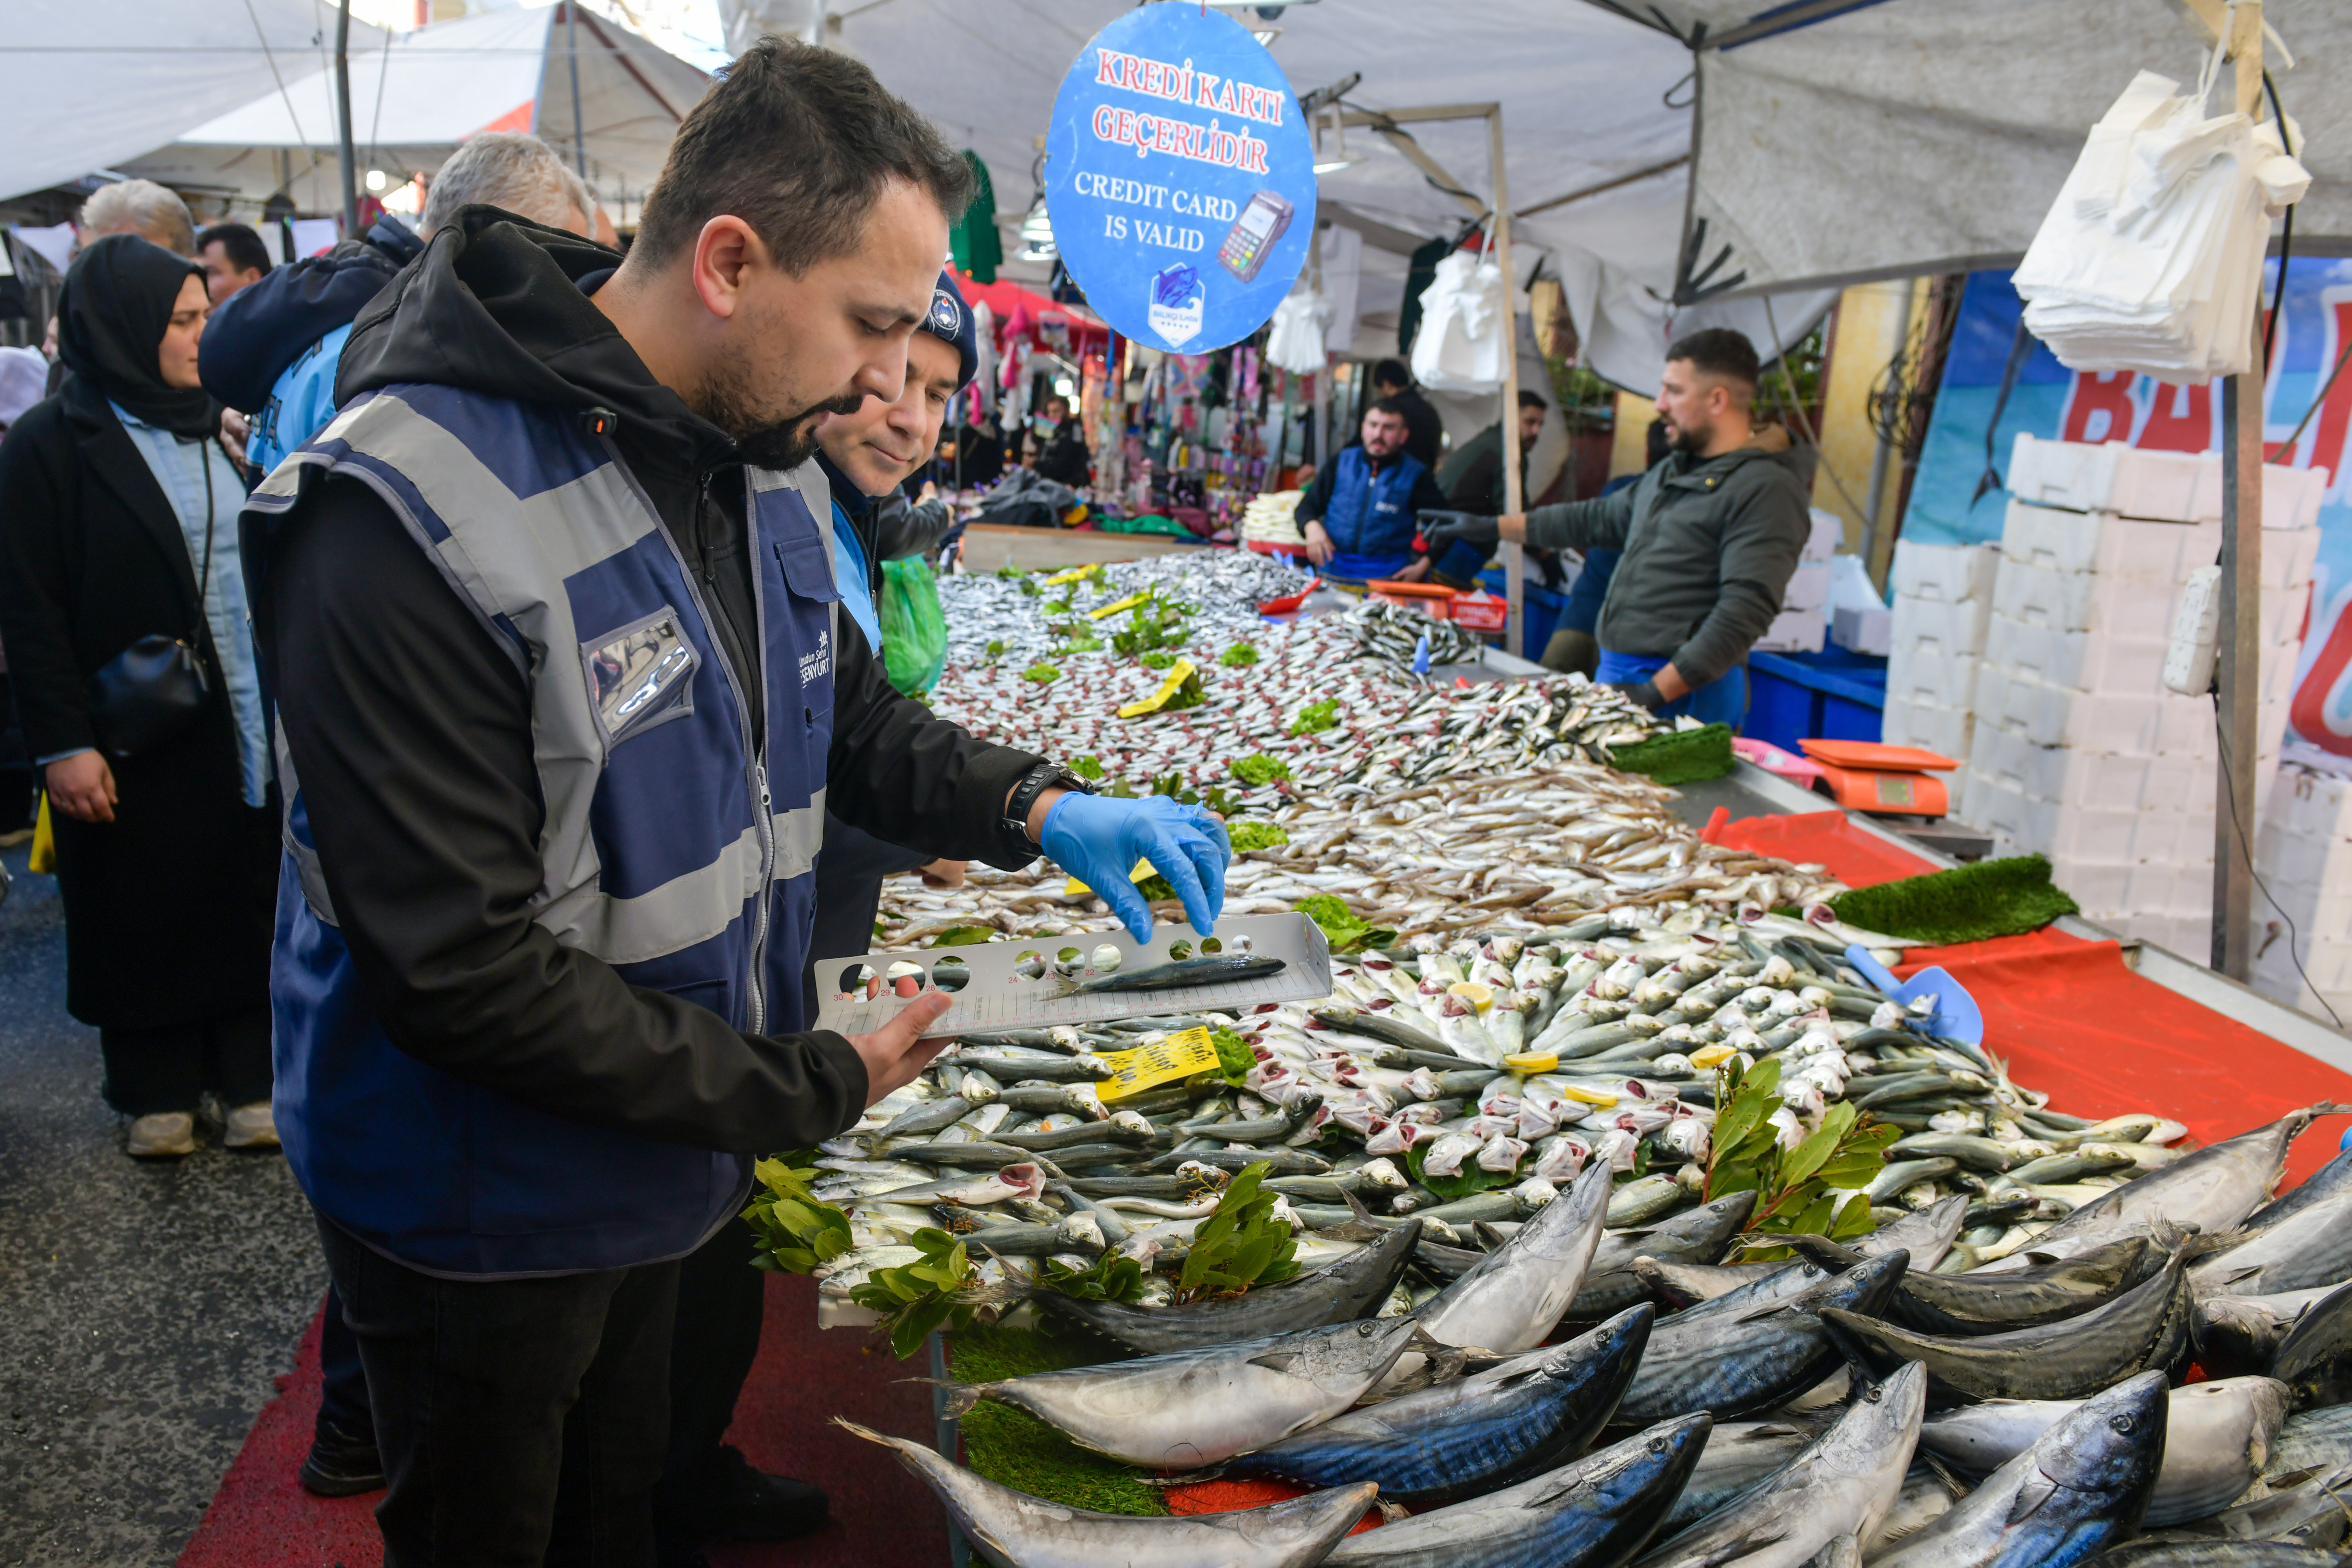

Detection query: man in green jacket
(1422, 328), (1808, 728)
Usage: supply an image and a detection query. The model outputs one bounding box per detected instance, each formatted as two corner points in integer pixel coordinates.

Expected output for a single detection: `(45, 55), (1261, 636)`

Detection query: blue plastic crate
(1745, 649), (1887, 749)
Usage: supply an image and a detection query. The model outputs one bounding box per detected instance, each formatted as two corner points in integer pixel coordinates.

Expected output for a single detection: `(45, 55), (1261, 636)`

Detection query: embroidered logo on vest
(799, 627), (831, 686)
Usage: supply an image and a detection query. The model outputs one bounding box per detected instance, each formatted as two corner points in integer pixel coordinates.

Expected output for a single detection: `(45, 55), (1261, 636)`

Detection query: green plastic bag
(879, 558), (948, 695)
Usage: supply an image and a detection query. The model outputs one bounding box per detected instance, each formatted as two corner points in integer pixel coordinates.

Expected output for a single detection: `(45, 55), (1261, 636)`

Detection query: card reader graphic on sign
(1148, 262), (1205, 347)
(1218, 190), (1293, 282)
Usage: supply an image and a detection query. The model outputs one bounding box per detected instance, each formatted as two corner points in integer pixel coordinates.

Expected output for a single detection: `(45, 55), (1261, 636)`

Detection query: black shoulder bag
(89, 440), (217, 760)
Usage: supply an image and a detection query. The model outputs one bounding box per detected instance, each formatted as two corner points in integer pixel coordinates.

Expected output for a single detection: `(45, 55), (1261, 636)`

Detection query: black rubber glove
(1418, 510), (1500, 551)
(1605, 678), (1665, 711)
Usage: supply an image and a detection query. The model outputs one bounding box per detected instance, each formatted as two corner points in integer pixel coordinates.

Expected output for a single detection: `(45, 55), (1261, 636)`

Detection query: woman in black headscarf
(0, 234), (280, 1159)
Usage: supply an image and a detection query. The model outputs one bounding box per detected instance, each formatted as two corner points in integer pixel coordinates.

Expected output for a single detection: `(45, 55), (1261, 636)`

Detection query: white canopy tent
(0, 0), (384, 206)
(798, 0), (1835, 399)
(119, 4), (710, 226)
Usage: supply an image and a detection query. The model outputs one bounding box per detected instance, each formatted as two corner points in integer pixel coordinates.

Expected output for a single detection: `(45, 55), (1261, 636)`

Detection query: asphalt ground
(0, 844), (325, 1566)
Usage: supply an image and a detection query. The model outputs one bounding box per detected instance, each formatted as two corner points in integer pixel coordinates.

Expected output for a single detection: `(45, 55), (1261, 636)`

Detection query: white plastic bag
(1265, 289), (1333, 374)
(2013, 42), (2310, 383)
(1410, 250), (1508, 394)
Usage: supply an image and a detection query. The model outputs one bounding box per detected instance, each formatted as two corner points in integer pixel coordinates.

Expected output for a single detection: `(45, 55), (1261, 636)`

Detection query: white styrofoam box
(1985, 614), (2168, 695)
(2264, 462), (2327, 532)
(2007, 435), (2220, 523)
(1992, 559), (2180, 640)
(1804, 507), (1842, 562)
(2046, 854), (2131, 913)
(1897, 594), (1995, 659)
(2264, 763), (2352, 845)
(2267, 526), (2322, 593)
(1832, 602), (1893, 657)
(1891, 539), (1999, 606)
(1755, 605), (1826, 654)
(1999, 498), (2221, 585)
(2263, 582), (2311, 650)
(1887, 643), (1979, 710)
(1881, 693), (1974, 763)
(1783, 561), (1832, 612)
(1968, 722), (2162, 808)
(1973, 664), (2167, 754)
(2113, 912), (2212, 958)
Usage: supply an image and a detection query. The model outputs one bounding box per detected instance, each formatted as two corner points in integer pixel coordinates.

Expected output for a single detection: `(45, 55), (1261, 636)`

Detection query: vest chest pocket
(582, 605), (698, 751)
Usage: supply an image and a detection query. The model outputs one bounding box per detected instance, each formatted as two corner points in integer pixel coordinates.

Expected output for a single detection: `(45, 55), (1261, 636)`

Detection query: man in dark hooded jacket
(1424, 328), (1808, 729)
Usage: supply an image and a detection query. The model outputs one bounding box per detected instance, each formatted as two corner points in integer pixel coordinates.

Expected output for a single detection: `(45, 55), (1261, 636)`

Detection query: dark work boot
(298, 1416), (385, 1497)
(700, 1444), (828, 1540)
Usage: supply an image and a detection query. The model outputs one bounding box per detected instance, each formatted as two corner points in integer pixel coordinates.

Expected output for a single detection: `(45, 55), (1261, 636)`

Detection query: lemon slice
(1503, 1051), (1559, 1075)
(1559, 1084), (1619, 1107)
(1687, 1043), (1739, 1069)
(1446, 981), (1494, 1013)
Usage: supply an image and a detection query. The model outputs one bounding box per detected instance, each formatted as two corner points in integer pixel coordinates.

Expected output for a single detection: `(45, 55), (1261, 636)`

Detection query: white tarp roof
(0, 0), (384, 205)
(1599, 0), (2352, 301)
(123, 4), (708, 216)
(811, 0), (1833, 396)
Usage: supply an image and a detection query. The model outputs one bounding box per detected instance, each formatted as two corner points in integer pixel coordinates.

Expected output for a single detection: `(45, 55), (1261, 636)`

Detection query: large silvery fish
(1918, 1376), (2290, 1529)
(1886, 1236), (2158, 1336)
(2264, 1403), (2352, 1486)
(2191, 1287), (2341, 1378)
(945, 1314), (1423, 1468)
(1651, 1420), (1823, 1537)
(1418, 1157), (1613, 1355)
(1983, 1106), (2346, 1269)
(1666, 1201), (1965, 1325)
(841, 1419), (1378, 1568)
(1873, 1370), (2167, 1568)
(1630, 1361), (1926, 1568)
(1560, 1192), (1756, 1322)
(1034, 1217), (1422, 1354)
(1614, 1252), (1908, 1426)
(2268, 1278), (2352, 1411)
(2190, 1192), (2352, 1299)
(1822, 1252), (2190, 1402)
(1228, 1306), (1652, 1504)
(2074, 1545), (2349, 1568)
(1323, 1414), (1713, 1568)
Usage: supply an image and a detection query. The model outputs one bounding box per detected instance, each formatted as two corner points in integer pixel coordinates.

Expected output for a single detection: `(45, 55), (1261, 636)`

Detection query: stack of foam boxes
(1755, 508), (1844, 654)
(2253, 756), (2352, 1021)
(1956, 434), (2320, 957)
(1883, 539), (2000, 819)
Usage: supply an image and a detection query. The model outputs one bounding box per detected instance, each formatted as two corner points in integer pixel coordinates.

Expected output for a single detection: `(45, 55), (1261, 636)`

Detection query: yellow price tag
(1117, 659), (1200, 718)
(1043, 565), (1099, 586)
(1089, 591), (1149, 620)
(1096, 1026), (1220, 1102)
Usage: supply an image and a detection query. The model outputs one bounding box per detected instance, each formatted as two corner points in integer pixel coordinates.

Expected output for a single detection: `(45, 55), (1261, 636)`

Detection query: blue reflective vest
(245, 382), (840, 1277)
(1318, 446), (1428, 583)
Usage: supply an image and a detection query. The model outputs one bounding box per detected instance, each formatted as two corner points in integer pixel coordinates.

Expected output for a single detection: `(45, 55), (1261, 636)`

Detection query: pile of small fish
(816, 930), (2352, 1566)
(936, 548), (1309, 673)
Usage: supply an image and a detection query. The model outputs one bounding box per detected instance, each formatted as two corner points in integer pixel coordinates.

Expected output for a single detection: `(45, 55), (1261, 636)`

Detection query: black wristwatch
(1004, 762), (1096, 849)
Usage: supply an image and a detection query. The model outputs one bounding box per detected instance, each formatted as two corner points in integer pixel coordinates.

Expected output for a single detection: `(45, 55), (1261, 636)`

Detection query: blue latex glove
(1040, 793), (1231, 942)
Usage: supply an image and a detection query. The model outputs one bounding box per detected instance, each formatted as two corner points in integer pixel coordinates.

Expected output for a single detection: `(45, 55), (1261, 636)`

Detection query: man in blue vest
(244, 38), (1227, 1562)
(1291, 397), (1449, 589)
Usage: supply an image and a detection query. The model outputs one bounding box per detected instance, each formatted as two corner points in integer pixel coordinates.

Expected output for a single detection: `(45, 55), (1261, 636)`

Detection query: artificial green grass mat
(1609, 722), (1736, 785)
(948, 1319), (1167, 1516)
(1828, 853), (2082, 946)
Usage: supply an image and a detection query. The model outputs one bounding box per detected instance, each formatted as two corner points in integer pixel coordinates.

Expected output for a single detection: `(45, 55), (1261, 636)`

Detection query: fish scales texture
(843, 1418), (1378, 1568)
(1631, 1361), (1927, 1568)
(1614, 1253), (1908, 1426)
(1872, 1371), (2167, 1568)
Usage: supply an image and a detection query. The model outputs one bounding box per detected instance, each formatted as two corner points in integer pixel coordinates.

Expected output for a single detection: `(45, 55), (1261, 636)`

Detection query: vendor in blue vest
(1423, 329), (1809, 729)
(1291, 395), (1450, 588)
(243, 39), (1229, 1562)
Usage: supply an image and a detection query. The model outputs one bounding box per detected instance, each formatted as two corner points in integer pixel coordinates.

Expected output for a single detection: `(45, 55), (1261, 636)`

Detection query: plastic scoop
(1843, 943), (1985, 1047)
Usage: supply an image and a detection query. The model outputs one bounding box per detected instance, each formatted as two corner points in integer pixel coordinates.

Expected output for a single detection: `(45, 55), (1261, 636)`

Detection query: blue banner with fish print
(1044, 3), (1316, 354)
(1905, 262), (2352, 758)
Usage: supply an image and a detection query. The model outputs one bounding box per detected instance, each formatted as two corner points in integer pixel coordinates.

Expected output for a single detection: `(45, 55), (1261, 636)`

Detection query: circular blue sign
(1044, 5), (1316, 354)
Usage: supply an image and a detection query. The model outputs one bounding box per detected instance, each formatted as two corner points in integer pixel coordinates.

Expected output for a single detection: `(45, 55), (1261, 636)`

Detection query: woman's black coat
(0, 375), (277, 1030)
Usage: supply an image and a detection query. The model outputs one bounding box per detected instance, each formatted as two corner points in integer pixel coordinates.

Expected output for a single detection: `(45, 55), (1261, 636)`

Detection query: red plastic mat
(1713, 809), (2352, 1189)
(177, 1274), (945, 1568)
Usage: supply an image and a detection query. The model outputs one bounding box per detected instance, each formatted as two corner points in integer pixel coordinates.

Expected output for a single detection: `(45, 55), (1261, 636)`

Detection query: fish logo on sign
(1148, 262), (1204, 347)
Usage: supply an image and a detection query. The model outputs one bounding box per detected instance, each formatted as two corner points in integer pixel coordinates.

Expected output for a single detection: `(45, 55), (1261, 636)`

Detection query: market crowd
(0, 31), (1807, 1567)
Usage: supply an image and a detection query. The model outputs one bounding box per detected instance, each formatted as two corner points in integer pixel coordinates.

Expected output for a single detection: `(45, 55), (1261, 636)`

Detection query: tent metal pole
(567, 1), (590, 182)
(2212, 0), (2264, 981)
(1491, 107), (1524, 659)
(335, 0), (359, 234)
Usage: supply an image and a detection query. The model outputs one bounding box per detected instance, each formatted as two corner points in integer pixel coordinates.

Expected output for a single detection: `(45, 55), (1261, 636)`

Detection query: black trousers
(651, 1218), (768, 1558)
(318, 1217), (678, 1568)
(98, 1004), (272, 1116)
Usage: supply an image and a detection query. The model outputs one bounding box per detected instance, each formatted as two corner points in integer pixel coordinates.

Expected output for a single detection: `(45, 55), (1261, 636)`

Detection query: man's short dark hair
(1372, 358), (1411, 390)
(1365, 395), (1409, 420)
(1517, 389), (1549, 412)
(1665, 327), (1762, 388)
(197, 222), (272, 276)
(634, 36), (973, 274)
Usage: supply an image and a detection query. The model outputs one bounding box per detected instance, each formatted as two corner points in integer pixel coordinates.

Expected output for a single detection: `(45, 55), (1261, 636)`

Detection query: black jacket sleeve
(1291, 461), (1339, 526)
(1522, 483), (1639, 553)
(0, 404), (98, 762)
(259, 473), (1030, 1155)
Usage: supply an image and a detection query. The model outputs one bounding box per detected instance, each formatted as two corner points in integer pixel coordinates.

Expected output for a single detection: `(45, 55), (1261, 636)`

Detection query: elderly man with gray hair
(200, 131), (599, 477)
(77, 177), (198, 256)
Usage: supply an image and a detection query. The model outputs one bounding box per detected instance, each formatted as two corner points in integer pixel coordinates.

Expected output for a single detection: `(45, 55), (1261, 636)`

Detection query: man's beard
(695, 359), (865, 471)
(1667, 418), (1710, 455)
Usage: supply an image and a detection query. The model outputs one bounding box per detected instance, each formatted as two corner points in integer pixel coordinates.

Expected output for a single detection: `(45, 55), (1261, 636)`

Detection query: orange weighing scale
(1797, 738), (1961, 816)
